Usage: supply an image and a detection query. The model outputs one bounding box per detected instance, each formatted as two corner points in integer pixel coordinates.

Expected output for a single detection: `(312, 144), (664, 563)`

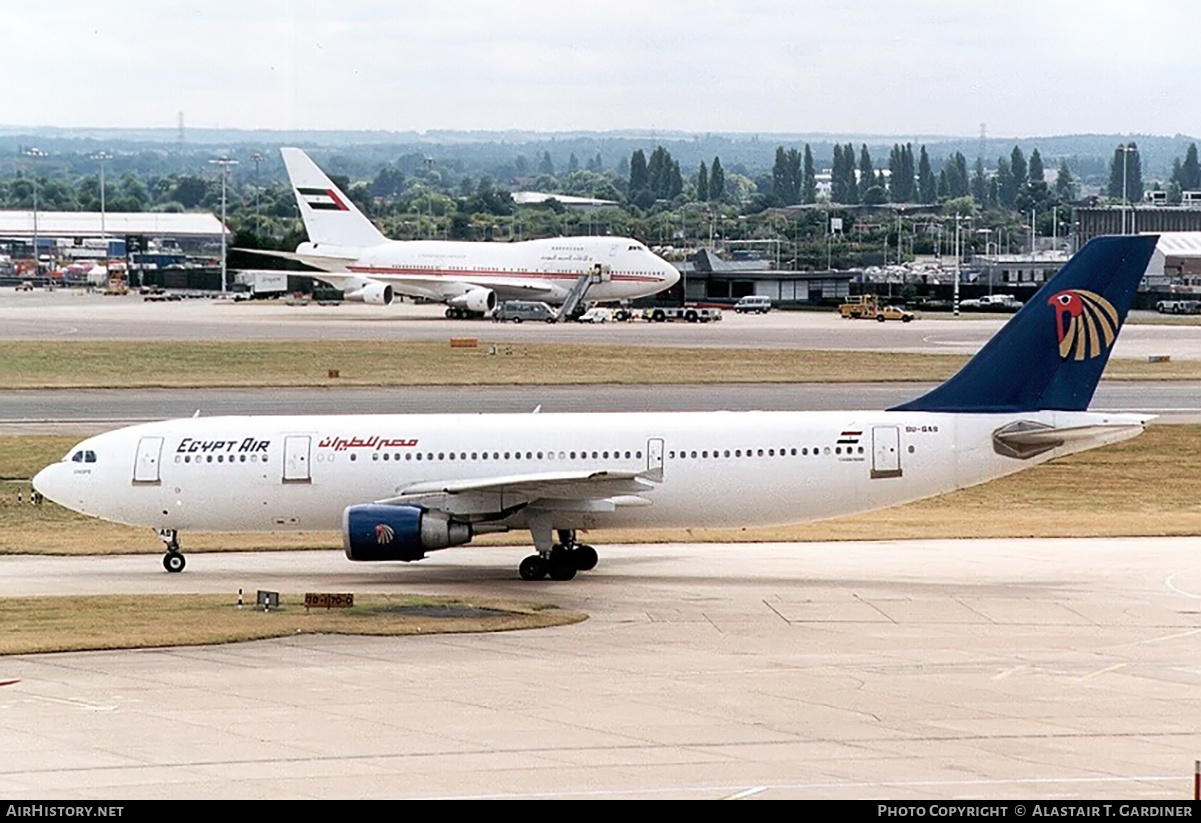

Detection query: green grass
(0, 593), (588, 655)
(0, 340), (1198, 388)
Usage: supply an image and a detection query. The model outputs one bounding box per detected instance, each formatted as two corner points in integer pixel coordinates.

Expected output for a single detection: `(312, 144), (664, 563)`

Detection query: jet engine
(344, 282), (394, 305)
(342, 504), (472, 561)
(448, 287), (497, 314)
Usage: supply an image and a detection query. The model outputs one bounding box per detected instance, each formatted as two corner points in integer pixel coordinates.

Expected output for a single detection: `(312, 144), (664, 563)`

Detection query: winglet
(891, 234), (1158, 413)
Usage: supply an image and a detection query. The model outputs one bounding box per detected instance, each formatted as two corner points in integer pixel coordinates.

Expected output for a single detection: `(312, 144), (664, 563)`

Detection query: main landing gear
(519, 529), (598, 581)
(158, 529), (186, 573)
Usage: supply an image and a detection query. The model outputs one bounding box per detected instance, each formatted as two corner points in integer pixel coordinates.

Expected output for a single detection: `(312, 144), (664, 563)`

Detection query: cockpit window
(85, 451), (96, 463)
(68, 450), (96, 463)
(71, 451), (84, 463)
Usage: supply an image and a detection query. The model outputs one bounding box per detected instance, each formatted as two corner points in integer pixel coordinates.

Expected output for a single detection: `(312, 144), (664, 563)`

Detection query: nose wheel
(158, 529), (186, 573)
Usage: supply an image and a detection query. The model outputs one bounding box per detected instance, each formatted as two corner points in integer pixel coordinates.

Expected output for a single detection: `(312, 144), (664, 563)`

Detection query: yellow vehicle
(875, 305), (915, 323)
(838, 295), (880, 319)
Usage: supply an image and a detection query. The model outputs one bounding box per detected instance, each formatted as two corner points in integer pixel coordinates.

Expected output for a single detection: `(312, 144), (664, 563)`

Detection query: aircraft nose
(661, 260), (681, 288)
(32, 463), (67, 506)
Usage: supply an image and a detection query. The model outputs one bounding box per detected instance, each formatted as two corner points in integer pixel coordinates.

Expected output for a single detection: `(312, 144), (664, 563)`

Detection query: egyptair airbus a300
(34, 235), (1157, 580)
(239, 147), (679, 316)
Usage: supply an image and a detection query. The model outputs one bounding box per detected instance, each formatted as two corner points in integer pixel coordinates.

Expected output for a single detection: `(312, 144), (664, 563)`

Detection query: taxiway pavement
(5, 289), (1201, 360)
(0, 539), (1198, 799)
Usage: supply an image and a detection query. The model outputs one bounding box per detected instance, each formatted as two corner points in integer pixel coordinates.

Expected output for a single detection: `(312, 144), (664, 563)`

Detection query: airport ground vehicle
(577, 307), (612, 323)
(643, 306), (723, 323)
(875, 305), (915, 322)
(1155, 299), (1201, 314)
(493, 300), (558, 323)
(839, 295), (881, 319)
(960, 294), (1023, 311)
(734, 295), (772, 314)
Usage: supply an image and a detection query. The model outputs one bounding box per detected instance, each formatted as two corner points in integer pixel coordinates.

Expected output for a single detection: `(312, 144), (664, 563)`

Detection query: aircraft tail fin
(891, 234), (1158, 413)
(280, 147), (388, 250)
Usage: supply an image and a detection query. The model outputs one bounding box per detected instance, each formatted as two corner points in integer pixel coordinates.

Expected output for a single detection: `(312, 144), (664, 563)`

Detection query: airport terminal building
(677, 249), (853, 306)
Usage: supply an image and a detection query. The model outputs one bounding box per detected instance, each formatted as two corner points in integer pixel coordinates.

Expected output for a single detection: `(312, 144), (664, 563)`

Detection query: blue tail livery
(892, 234), (1158, 413)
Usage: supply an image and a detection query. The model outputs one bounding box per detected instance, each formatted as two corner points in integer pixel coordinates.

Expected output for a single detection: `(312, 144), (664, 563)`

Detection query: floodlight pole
(91, 151), (112, 249)
(1119, 144), (1136, 235)
(210, 156), (238, 293)
(24, 148), (46, 275)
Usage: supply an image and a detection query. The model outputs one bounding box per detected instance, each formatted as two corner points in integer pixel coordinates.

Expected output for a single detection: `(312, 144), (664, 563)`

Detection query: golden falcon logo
(1047, 289), (1119, 361)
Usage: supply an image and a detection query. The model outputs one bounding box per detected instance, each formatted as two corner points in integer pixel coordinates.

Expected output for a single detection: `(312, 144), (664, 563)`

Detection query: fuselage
(34, 409), (1146, 535)
(299, 236), (679, 304)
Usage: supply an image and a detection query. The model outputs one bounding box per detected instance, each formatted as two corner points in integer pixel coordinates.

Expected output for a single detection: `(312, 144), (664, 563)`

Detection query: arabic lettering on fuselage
(317, 436), (420, 452)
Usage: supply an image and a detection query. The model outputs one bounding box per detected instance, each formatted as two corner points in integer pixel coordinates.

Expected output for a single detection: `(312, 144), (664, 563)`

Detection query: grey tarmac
(0, 539), (1198, 799)
(4, 288), (1201, 359)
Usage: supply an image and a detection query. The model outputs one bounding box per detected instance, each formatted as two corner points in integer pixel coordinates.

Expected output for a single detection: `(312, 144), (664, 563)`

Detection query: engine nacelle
(448, 287), (497, 314)
(344, 281), (394, 305)
(342, 504), (472, 562)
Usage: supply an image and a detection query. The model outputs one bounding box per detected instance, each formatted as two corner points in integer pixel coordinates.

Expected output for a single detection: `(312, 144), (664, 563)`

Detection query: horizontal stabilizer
(992, 417), (1151, 459)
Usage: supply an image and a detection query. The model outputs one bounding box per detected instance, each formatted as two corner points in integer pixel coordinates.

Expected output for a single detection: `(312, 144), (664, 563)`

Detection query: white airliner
(34, 236), (1158, 580)
(240, 148), (679, 316)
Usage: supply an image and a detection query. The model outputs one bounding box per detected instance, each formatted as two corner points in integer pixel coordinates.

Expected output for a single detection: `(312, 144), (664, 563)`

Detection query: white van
(577, 307), (612, 323)
(734, 295), (772, 314)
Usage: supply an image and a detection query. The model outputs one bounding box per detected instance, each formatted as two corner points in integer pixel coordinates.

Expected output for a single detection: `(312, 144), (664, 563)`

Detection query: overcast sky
(5, 1), (1198, 138)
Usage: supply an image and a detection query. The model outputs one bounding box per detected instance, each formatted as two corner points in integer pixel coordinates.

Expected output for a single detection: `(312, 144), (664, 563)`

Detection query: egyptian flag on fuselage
(297, 187), (349, 211)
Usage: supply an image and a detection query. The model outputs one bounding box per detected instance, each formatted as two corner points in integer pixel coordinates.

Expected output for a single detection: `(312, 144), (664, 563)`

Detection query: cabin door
(646, 437), (664, 481)
(870, 426), (903, 479)
(283, 435), (312, 483)
(133, 437), (163, 484)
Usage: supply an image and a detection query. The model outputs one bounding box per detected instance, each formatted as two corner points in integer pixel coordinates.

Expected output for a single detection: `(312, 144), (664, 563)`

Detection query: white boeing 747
(240, 148), (679, 316)
(34, 236), (1158, 580)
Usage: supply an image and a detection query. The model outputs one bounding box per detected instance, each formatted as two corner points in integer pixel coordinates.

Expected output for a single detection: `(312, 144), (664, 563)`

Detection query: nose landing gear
(158, 529), (186, 573)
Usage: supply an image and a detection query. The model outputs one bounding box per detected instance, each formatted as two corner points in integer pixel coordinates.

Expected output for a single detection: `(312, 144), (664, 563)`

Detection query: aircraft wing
(375, 469), (659, 515)
(368, 274), (562, 302)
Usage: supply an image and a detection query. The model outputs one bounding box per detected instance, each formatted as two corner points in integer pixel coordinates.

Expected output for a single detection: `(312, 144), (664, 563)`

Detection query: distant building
(1144, 232), (1201, 293)
(676, 249), (852, 305)
(971, 252), (1069, 290)
(1074, 205), (1201, 245)
(510, 192), (619, 211)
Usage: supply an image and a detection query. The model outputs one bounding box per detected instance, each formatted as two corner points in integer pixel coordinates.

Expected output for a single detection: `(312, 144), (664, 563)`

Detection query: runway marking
(722, 786), (767, 800)
(1165, 570), (1201, 599)
(25, 694), (117, 712)
(1139, 627), (1201, 644)
(1080, 662), (1127, 681)
(991, 665), (1026, 680)
(429, 774), (1183, 800)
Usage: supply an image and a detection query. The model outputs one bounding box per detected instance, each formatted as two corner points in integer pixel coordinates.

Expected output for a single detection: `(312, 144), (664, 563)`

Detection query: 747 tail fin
(280, 147), (388, 250)
(891, 234), (1159, 413)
